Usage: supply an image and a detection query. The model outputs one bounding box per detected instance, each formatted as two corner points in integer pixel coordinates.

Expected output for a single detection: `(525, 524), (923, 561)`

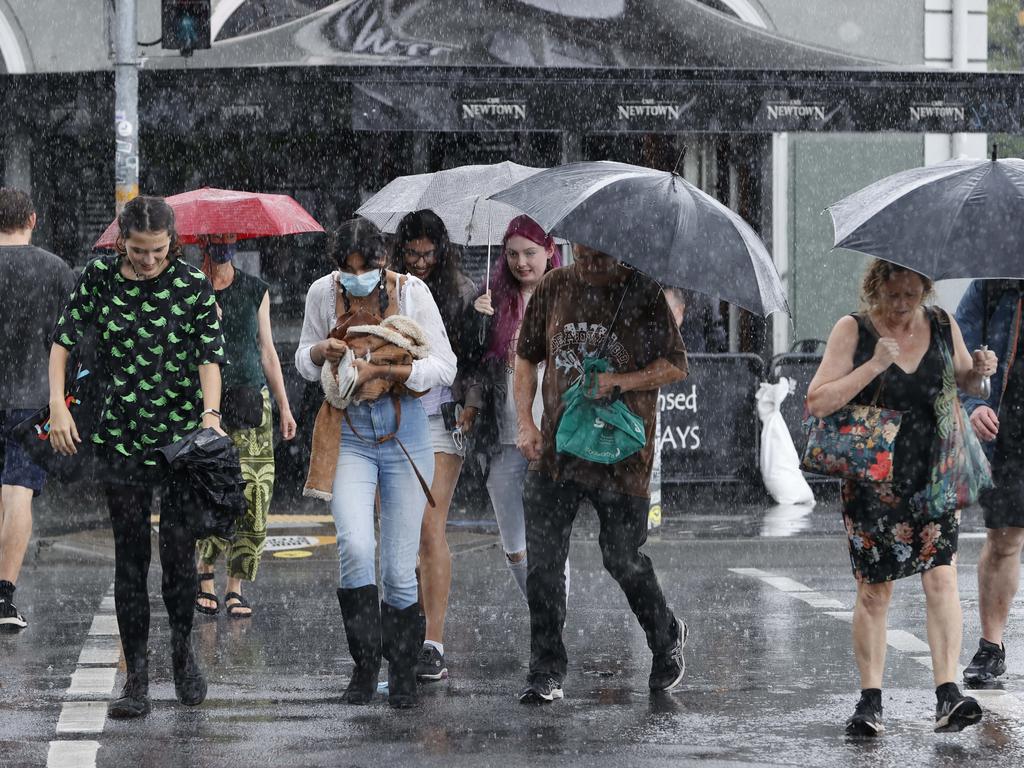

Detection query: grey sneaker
(415, 644), (448, 682)
(846, 692), (884, 736)
(963, 638), (1006, 689)
(649, 620), (688, 691)
(518, 675), (564, 705)
(935, 685), (983, 733)
(0, 597), (27, 630)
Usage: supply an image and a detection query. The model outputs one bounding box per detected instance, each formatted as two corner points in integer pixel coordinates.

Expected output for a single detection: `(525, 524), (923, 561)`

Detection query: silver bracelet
(201, 408), (222, 419)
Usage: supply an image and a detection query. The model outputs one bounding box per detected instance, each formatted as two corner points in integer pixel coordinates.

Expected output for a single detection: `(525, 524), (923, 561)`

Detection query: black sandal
(224, 592), (252, 619)
(195, 573), (219, 615)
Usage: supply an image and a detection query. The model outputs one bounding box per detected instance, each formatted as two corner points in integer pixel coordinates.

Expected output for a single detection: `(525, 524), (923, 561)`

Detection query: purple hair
(484, 215), (561, 363)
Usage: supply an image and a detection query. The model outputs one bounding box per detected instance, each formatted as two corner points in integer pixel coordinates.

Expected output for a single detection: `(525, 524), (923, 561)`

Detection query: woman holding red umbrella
(194, 234), (297, 619)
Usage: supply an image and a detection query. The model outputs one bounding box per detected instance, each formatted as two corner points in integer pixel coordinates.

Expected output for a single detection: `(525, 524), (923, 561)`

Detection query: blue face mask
(208, 243), (236, 264)
(338, 269), (381, 297)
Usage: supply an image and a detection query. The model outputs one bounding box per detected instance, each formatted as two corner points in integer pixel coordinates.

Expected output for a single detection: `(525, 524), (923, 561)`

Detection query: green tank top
(216, 269), (269, 389)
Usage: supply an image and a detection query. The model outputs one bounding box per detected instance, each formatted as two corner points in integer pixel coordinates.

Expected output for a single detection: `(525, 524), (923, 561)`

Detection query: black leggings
(104, 471), (196, 670)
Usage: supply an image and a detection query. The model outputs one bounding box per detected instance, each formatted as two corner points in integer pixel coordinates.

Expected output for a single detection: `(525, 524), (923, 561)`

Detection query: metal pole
(114, 0), (139, 213)
(951, 0), (969, 157)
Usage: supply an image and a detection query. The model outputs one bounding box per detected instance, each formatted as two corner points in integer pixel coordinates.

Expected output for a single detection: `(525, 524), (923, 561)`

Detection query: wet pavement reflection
(3, 491), (1023, 767)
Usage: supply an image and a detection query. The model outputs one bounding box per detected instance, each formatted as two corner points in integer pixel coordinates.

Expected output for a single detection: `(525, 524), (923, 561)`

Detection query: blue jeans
(330, 396), (433, 609)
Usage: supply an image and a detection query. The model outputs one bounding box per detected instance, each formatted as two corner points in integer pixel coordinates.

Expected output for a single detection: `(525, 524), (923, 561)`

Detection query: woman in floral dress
(807, 260), (996, 737)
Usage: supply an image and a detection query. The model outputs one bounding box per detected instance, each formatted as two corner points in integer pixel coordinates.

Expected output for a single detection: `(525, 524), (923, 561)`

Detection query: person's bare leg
(0, 486), (34, 585)
(978, 528), (1024, 646)
(419, 453), (463, 645)
(922, 565), (962, 685)
(852, 580), (894, 689)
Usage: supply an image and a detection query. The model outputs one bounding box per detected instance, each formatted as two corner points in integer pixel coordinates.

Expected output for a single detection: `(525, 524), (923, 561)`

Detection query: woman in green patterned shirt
(48, 196), (226, 720)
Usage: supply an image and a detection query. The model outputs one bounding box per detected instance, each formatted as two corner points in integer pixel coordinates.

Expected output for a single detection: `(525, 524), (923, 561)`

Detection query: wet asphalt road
(3, 491), (1024, 768)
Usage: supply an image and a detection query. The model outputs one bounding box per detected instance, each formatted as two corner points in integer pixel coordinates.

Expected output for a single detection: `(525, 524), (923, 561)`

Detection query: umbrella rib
(934, 165), (990, 279)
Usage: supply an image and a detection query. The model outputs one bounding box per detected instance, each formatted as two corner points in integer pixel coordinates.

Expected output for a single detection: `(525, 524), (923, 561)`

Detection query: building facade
(0, 0), (1002, 354)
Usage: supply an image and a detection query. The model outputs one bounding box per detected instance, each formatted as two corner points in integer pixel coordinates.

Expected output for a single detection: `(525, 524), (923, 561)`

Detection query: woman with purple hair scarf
(473, 215), (568, 599)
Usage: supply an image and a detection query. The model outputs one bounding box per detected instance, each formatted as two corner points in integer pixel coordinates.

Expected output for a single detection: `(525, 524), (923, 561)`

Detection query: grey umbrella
(355, 161), (545, 246)
(827, 154), (1024, 280)
(488, 161), (789, 317)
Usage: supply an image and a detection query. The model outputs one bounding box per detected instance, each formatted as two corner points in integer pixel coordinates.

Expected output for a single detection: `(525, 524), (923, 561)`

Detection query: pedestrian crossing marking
(55, 702), (107, 734)
(68, 668), (117, 696)
(265, 535), (335, 552)
(47, 740), (99, 768)
(87, 615), (119, 636)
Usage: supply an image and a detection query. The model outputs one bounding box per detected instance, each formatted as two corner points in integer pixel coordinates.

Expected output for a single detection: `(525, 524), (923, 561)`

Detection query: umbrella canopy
(489, 161), (789, 317)
(827, 157), (1024, 279)
(355, 161), (545, 245)
(94, 188), (324, 248)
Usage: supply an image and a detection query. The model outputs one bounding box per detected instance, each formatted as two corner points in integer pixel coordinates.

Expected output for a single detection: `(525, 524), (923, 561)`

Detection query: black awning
(4, 66), (1024, 137)
(349, 66), (1024, 134)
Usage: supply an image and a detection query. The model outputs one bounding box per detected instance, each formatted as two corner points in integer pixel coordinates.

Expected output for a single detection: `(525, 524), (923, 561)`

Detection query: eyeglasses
(402, 247), (437, 264)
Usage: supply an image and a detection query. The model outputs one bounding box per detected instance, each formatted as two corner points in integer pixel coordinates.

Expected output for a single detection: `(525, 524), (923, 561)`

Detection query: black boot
(108, 656), (151, 719)
(337, 586), (382, 705)
(381, 602), (425, 709)
(171, 632), (208, 706)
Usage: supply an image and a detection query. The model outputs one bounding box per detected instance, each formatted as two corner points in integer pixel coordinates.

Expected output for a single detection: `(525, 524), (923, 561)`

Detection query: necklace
(875, 311), (917, 339)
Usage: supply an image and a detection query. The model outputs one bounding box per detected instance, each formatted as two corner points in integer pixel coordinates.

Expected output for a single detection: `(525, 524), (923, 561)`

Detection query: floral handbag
(800, 376), (902, 483)
(910, 322), (993, 519)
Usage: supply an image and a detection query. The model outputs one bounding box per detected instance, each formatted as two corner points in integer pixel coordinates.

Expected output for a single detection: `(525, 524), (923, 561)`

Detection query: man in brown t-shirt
(514, 244), (688, 704)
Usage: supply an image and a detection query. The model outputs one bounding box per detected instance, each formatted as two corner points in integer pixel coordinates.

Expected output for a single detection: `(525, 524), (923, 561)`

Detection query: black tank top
(850, 307), (948, 494)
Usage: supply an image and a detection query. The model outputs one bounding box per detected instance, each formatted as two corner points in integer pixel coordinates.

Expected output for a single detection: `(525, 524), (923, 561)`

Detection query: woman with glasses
(472, 215), (565, 600)
(393, 210), (484, 684)
(295, 218), (456, 708)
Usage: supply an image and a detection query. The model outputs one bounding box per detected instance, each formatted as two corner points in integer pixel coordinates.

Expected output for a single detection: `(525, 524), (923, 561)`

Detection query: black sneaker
(935, 685), (983, 733)
(0, 597), (27, 630)
(649, 620), (688, 691)
(416, 644), (448, 682)
(518, 675), (564, 705)
(107, 672), (151, 719)
(963, 638), (1007, 689)
(845, 692), (884, 736)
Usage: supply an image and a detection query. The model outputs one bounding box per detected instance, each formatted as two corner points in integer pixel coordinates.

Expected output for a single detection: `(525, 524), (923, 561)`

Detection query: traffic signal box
(161, 0), (212, 54)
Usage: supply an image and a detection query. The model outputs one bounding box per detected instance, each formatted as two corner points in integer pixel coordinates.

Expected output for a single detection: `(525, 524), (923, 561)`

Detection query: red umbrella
(94, 187), (324, 248)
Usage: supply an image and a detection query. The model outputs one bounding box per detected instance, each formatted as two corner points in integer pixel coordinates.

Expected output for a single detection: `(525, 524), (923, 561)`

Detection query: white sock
(424, 639), (444, 655)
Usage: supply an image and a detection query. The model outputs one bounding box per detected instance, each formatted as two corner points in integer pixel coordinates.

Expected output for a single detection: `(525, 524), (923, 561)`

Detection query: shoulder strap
(342, 395), (437, 507)
(596, 269), (636, 360)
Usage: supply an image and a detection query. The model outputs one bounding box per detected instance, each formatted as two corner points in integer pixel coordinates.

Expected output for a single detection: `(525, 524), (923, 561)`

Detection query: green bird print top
(55, 256), (226, 464)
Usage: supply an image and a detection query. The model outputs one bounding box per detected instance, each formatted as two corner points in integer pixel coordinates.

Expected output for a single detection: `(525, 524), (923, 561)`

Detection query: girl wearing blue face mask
(295, 218), (457, 709)
(195, 234), (297, 620)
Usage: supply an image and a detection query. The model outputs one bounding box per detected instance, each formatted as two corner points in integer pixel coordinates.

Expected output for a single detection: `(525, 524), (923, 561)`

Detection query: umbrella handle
(979, 344), (991, 400)
(485, 207), (493, 293)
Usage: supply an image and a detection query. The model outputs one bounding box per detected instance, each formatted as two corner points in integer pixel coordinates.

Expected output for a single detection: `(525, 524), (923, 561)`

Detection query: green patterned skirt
(197, 388), (275, 581)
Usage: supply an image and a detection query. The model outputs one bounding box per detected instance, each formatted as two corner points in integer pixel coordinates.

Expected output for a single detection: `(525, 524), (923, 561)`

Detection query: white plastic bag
(756, 378), (815, 506)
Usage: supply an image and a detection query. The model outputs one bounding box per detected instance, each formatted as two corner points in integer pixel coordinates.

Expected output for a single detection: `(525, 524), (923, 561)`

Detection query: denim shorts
(428, 413), (466, 458)
(1, 408), (47, 496)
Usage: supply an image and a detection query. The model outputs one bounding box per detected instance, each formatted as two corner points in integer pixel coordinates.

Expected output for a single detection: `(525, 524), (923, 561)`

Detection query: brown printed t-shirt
(516, 264), (687, 498)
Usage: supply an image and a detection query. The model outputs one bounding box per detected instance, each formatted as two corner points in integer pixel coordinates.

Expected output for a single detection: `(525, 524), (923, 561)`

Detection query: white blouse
(294, 272), (457, 393)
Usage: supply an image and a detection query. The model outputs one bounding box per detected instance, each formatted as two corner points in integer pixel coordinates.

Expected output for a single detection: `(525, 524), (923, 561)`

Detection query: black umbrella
(489, 161), (789, 317)
(158, 428), (247, 538)
(827, 150), (1024, 280)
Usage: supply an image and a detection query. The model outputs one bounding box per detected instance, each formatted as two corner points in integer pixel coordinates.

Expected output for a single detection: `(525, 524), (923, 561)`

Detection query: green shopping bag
(555, 358), (647, 464)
